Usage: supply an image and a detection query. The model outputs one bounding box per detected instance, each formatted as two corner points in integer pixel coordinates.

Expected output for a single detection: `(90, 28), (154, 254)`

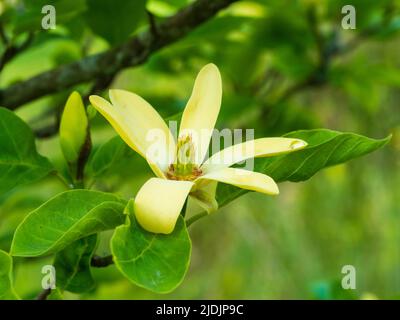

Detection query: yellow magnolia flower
(89, 64), (307, 234)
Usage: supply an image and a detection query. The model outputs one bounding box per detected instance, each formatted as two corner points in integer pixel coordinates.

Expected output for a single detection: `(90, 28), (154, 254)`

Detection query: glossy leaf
(53, 235), (97, 293)
(0, 250), (19, 300)
(111, 202), (191, 293)
(0, 108), (53, 196)
(87, 136), (131, 177)
(217, 129), (391, 206)
(11, 190), (126, 257)
(12, 0), (87, 35)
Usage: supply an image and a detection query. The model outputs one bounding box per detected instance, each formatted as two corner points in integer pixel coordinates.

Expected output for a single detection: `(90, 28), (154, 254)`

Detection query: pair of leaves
(9, 190), (124, 295)
(111, 202), (192, 294)
(11, 190), (126, 257)
(11, 192), (191, 294)
(217, 129), (391, 206)
(0, 108), (53, 197)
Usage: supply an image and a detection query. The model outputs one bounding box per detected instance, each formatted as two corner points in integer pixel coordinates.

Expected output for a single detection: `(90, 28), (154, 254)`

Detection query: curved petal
(179, 64), (222, 165)
(134, 178), (194, 234)
(196, 168), (279, 196)
(201, 137), (307, 173)
(89, 90), (176, 178)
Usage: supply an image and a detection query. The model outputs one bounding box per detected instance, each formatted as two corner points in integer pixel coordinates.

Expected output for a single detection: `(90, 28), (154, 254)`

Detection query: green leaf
(12, 0), (87, 35)
(111, 202), (191, 293)
(87, 136), (131, 178)
(0, 108), (54, 196)
(11, 190), (126, 257)
(85, 0), (147, 44)
(53, 235), (97, 293)
(217, 129), (391, 206)
(0, 250), (19, 300)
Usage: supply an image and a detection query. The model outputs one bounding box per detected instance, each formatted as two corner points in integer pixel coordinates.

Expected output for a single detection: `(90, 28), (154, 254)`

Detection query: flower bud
(59, 91), (89, 163)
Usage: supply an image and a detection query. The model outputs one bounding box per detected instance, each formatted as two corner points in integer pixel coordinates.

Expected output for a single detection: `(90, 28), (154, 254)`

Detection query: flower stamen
(166, 135), (202, 181)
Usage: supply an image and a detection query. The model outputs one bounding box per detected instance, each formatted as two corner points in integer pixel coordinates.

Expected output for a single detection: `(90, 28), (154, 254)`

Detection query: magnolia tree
(0, 0), (396, 300)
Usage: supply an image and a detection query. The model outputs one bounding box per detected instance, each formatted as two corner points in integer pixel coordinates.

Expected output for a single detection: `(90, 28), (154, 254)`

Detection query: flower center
(166, 135), (202, 181)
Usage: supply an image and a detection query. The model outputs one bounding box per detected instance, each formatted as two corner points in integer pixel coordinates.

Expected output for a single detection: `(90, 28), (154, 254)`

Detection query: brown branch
(74, 126), (92, 188)
(34, 123), (59, 138)
(0, 32), (34, 72)
(36, 288), (51, 300)
(0, 22), (9, 45)
(91, 255), (114, 268)
(0, 0), (239, 110)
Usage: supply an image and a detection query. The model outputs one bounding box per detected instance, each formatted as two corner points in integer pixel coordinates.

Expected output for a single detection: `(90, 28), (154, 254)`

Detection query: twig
(91, 255), (114, 267)
(0, 32), (34, 72)
(74, 127), (92, 188)
(0, 0), (238, 110)
(147, 10), (159, 38)
(0, 22), (9, 45)
(36, 288), (51, 300)
(33, 123), (59, 139)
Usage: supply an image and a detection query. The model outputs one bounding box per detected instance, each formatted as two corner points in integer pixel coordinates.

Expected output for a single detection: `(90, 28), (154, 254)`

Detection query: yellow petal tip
(203, 63), (218, 70)
(290, 139), (308, 150)
(201, 63), (221, 80)
(88, 95), (101, 105)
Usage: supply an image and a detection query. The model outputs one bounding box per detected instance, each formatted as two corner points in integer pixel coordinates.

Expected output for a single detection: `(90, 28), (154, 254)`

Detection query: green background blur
(0, 0), (399, 299)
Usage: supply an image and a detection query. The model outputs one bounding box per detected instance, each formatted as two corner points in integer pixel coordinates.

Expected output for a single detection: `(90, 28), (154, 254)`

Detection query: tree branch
(91, 255), (114, 267)
(0, 22), (9, 45)
(0, 0), (238, 110)
(36, 288), (51, 300)
(0, 32), (34, 72)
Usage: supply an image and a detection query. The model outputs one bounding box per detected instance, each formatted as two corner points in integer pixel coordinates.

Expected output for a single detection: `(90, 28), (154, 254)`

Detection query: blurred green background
(0, 0), (399, 299)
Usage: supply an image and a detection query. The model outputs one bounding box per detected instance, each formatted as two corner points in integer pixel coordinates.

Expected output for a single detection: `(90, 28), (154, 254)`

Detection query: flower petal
(90, 90), (176, 177)
(134, 178), (194, 234)
(179, 63), (222, 165)
(196, 168), (279, 195)
(201, 137), (307, 173)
